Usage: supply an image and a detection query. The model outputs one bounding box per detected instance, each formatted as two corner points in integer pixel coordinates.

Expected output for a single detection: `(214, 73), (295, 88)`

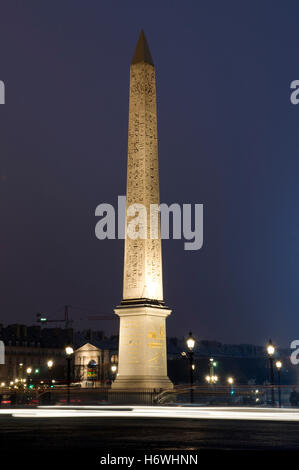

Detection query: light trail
(0, 406), (299, 421)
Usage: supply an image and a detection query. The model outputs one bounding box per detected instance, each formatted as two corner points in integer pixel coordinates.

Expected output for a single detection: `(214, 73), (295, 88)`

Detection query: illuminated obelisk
(112, 31), (173, 391)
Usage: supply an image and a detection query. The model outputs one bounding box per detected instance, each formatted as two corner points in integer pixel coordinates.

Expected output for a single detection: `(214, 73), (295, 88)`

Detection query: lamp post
(65, 346), (74, 405)
(206, 358), (218, 387)
(19, 363), (24, 381)
(47, 360), (54, 404)
(209, 357), (217, 376)
(111, 365), (117, 382)
(186, 332), (195, 404)
(26, 367), (32, 388)
(227, 377), (234, 403)
(47, 360), (54, 386)
(275, 360), (282, 408)
(266, 339), (275, 407)
(205, 374), (218, 385)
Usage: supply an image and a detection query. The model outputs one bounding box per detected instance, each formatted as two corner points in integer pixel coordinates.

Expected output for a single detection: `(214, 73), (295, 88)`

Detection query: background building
(0, 323), (296, 388)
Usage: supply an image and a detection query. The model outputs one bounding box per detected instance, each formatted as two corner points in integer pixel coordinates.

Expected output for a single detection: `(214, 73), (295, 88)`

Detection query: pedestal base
(112, 301), (173, 392)
(108, 389), (158, 405)
(111, 375), (173, 390)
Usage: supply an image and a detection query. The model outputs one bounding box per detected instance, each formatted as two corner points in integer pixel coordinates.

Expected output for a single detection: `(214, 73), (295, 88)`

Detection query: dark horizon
(1, 1), (299, 348)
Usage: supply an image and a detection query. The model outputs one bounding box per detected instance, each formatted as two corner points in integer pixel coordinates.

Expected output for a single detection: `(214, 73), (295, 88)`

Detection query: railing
(157, 384), (299, 407)
(1, 384), (299, 407)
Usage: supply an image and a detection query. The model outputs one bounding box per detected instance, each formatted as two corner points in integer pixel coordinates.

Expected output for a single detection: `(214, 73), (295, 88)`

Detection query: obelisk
(112, 31), (173, 391)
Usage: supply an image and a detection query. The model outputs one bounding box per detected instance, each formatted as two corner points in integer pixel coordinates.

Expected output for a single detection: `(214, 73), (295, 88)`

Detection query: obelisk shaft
(123, 33), (163, 302)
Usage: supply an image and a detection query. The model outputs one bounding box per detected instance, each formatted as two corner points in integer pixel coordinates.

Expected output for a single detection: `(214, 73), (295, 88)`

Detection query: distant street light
(267, 342), (275, 357)
(227, 377), (235, 402)
(65, 346), (74, 405)
(206, 358), (218, 386)
(111, 364), (117, 382)
(275, 360), (282, 408)
(209, 358), (216, 376)
(47, 360), (54, 397)
(266, 339), (275, 407)
(186, 333), (195, 351)
(205, 374), (218, 384)
(65, 346), (74, 356)
(18, 363), (24, 380)
(184, 332), (196, 404)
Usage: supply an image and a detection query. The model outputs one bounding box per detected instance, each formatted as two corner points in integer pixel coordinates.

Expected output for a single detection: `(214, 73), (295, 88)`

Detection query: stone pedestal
(111, 301), (173, 391)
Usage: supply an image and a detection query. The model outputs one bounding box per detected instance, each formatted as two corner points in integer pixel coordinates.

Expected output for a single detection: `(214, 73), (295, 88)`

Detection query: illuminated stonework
(112, 31), (173, 391)
(123, 55), (163, 301)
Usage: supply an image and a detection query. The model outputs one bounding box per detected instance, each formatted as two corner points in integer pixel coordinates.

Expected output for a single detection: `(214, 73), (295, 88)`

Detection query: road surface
(0, 407), (298, 464)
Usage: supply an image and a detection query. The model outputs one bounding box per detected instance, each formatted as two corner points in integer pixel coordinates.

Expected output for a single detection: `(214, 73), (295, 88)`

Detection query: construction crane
(36, 305), (116, 328)
(70, 305), (116, 323)
(87, 315), (116, 321)
(36, 305), (72, 328)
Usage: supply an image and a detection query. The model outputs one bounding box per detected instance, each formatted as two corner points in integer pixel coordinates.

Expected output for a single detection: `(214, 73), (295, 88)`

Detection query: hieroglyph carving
(123, 61), (163, 301)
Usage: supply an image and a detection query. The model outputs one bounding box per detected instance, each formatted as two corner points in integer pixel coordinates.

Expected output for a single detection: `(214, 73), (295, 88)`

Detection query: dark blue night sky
(0, 1), (299, 347)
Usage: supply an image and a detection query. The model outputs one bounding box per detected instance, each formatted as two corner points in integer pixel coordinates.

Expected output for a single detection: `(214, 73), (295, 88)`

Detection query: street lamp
(267, 342), (275, 357)
(209, 357), (217, 377)
(26, 367), (32, 389)
(266, 339), (275, 407)
(227, 377), (234, 402)
(111, 364), (117, 382)
(185, 332), (195, 404)
(275, 360), (282, 408)
(65, 346), (74, 405)
(186, 333), (195, 351)
(18, 363), (24, 380)
(205, 374), (218, 384)
(47, 360), (54, 401)
(206, 358), (218, 386)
